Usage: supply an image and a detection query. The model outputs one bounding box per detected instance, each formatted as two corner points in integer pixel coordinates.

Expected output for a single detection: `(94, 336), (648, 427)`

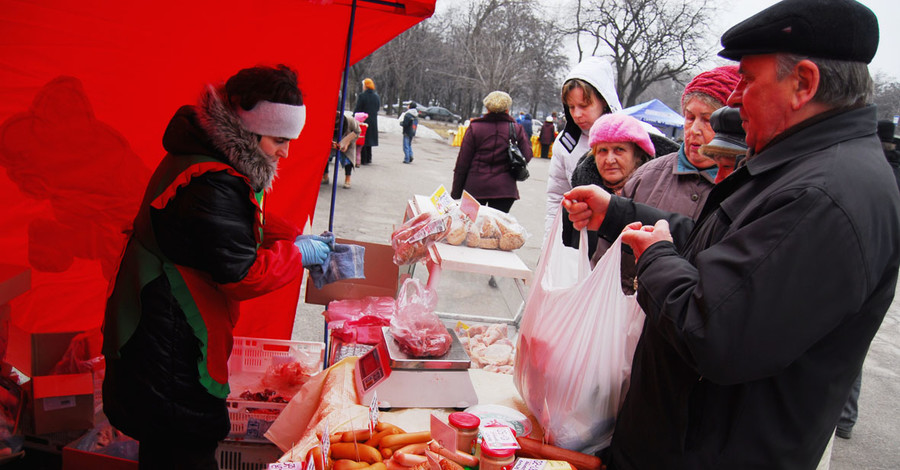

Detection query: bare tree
(568, 0), (716, 107)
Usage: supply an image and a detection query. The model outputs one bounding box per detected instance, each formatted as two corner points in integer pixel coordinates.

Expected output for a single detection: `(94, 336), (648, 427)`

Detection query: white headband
(237, 100), (307, 139)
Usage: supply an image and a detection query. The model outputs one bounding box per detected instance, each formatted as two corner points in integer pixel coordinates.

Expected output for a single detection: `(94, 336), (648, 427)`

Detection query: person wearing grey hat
(562, 0), (900, 468)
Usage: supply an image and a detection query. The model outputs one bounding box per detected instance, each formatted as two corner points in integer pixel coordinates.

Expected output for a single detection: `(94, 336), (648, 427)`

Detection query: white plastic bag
(514, 206), (644, 454)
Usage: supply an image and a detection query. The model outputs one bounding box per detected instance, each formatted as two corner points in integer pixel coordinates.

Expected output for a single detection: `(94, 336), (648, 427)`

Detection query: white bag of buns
(442, 203), (529, 251)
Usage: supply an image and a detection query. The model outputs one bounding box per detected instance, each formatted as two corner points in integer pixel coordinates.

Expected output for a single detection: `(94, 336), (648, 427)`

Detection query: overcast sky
(705, 0), (897, 79)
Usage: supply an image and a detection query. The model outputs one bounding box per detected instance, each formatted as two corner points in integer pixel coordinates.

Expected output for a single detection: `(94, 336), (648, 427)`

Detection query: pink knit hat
(589, 114), (655, 157)
(681, 65), (740, 108)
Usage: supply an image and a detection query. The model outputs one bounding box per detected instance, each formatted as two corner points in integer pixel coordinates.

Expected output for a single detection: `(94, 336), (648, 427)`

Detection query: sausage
(394, 443), (428, 456)
(515, 437), (603, 470)
(381, 448), (394, 459)
(379, 432), (432, 450)
(439, 459), (465, 470)
(330, 443), (383, 464)
(427, 441), (479, 468)
(384, 458), (407, 470)
(334, 460), (370, 470)
(360, 463), (387, 470)
(392, 451), (427, 467)
(309, 446), (327, 470)
(342, 429), (375, 443)
(375, 422), (406, 434)
(366, 428), (401, 448)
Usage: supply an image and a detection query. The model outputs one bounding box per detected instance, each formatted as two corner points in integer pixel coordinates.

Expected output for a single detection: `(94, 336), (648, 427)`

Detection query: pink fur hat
(589, 113), (655, 156)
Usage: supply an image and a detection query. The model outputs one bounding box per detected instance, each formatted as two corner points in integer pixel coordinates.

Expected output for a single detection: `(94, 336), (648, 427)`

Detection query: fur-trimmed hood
(162, 86), (277, 192)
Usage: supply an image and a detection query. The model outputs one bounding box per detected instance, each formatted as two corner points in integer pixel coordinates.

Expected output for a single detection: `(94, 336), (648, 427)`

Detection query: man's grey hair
(775, 54), (874, 108)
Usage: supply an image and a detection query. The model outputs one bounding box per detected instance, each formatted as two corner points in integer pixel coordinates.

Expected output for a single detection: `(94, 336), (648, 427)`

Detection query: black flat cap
(706, 107), (747, 153)
(719, 0), (879, 63)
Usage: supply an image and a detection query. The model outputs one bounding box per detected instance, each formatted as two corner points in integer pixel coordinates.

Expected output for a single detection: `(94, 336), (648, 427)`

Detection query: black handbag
(508, 122), (530, 182)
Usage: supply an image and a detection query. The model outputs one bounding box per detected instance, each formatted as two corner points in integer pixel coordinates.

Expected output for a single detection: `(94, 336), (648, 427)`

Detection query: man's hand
(563, 185), (612, 231)
(621, 220), (673, 261)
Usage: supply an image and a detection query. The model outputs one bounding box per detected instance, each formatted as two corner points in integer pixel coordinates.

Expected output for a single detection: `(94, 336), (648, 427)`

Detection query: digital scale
(355, 327), (478, 409)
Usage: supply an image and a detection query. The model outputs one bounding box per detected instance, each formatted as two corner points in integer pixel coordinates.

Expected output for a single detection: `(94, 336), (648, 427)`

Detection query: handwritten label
(267, 463), (303, 470)
(321, 419), (331, 461)
(480, 426), (519, 451)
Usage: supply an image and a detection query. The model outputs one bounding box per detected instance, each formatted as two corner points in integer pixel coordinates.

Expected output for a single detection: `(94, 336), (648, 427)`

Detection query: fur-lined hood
(162, 86), (277, 192)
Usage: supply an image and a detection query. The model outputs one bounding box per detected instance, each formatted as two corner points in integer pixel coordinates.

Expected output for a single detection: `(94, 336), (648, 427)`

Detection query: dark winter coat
(451, 112), (532, 200)
(885, 147), (900, 190)
(521, 113), (534, 139)
(103, 86), (304, 444)
(354, 89), (380, 147)
(600, 106), (900, 469)
(539, 122), (556, 145)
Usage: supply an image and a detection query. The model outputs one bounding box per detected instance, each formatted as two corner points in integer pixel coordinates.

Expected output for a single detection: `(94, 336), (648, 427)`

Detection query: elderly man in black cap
(563, 0), (900, 468)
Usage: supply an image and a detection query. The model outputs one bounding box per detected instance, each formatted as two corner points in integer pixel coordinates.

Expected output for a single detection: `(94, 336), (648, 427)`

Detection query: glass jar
(449, 411), (481, 454)
(479, 441), (515, 470)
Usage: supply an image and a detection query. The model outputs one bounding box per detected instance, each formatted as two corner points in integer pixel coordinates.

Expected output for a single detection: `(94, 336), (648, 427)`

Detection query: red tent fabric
(0, 0), (434, 344)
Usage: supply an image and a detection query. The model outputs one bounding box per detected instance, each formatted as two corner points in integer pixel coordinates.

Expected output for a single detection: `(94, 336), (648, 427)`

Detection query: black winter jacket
(601, 106), (900, 469)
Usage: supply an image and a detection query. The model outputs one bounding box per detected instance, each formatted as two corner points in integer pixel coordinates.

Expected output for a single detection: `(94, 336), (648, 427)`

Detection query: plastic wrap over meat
(389, 278), (451, 357)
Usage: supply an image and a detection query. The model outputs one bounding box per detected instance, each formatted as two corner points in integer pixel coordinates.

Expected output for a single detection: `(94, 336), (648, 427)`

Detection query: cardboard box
(27, 373), (94, 435)
(62, 429), (138, 470)
(304, 239), (401, 306)
(5, 324), (84, 379)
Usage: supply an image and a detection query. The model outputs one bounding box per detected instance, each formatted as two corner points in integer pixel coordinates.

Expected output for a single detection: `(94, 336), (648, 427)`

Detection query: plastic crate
(216, 441), (282, 470)
(227, 337), (325, 442)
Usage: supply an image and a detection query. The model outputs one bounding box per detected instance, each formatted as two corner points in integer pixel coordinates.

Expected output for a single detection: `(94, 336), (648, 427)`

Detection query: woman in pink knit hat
(561, 113), (655, 260)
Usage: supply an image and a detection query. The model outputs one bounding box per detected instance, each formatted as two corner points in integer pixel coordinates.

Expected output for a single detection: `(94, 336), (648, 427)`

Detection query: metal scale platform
(356, 327), (478, 409)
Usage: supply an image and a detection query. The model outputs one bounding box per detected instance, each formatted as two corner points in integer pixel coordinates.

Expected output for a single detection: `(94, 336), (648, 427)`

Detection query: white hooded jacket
(544, 57), (622, 239)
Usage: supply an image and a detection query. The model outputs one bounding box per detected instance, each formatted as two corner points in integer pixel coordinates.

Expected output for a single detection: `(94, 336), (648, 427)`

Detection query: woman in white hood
(544, 57), (621, 239)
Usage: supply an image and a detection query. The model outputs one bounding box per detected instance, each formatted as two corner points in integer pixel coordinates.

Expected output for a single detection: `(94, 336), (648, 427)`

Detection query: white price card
(268, 463), (303, 470)
(480, 425), (520, 451)
(369, 390), (379, 432)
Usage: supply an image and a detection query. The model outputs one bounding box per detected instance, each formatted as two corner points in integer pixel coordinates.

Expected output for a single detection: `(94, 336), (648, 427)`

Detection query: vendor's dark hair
(226, 64), (303, 111)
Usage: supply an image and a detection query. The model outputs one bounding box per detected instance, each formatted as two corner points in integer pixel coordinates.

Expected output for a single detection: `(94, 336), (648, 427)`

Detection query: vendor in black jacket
(102, 65), (331, 469)
(564, 1), (900, 468)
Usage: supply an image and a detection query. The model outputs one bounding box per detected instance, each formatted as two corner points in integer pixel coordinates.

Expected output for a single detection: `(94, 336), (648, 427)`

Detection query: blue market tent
(620, 99), (683, 138)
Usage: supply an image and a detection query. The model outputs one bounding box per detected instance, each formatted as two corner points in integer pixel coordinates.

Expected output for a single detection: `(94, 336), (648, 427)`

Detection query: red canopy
(0, 0), (433, 343)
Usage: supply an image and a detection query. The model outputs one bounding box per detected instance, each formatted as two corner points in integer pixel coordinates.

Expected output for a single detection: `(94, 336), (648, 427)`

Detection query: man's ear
(792, 60), (820, 111)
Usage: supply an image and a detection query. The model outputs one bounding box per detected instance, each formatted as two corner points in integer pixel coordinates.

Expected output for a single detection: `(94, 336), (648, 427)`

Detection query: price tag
(268, 463), (303, 470)
(430, 413), (457, 451)
(369, 391), (379, 432)
(459, 190), (480, 222)
(480, 426), (519, 451)
(430, 185), (456, 214)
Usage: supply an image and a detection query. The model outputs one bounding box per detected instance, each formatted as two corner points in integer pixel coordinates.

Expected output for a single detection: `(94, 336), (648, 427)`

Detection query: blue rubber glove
(294, 238), (331, 267)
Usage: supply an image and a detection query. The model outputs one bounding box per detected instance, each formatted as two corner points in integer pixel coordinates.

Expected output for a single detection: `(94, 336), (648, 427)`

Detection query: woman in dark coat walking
(538, 115), (556, 158)
(353, 78), (380, 165)
(451, 90), (532, 213)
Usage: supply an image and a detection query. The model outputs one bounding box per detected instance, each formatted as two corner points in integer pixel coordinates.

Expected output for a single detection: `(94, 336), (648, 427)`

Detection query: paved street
(292, 116), (900, 469)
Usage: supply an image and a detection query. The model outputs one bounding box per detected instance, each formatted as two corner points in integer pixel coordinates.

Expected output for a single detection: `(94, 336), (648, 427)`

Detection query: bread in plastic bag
(389, 278), (451, 357)
(442, 204), (528, 251)
(514, 206), (644, 454)
(391, 211), (451, 265)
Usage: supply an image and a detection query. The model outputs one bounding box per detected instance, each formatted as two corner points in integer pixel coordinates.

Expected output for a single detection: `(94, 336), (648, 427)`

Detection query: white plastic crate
(217, 441), (282, 470)
(227, 336), (325, 441)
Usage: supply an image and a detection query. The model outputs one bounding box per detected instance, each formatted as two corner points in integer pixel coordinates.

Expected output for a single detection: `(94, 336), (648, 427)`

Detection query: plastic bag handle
(534, 203), (591, 282)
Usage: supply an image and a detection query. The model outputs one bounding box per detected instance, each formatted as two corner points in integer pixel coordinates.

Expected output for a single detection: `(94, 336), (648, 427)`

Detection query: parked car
(420, 106), (461, 123)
